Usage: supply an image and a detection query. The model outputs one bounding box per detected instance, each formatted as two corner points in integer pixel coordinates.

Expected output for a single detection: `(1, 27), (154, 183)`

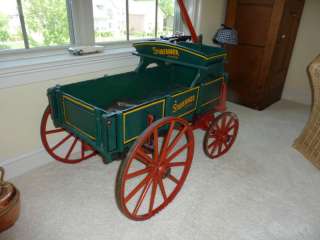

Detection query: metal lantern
(214, 24), (238, 45)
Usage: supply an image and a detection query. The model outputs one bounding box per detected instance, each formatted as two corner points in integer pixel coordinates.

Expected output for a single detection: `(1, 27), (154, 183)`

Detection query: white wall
(198, 0), (227, 45)
(282, 0), (320, 105)
(0, 50), (138, 178)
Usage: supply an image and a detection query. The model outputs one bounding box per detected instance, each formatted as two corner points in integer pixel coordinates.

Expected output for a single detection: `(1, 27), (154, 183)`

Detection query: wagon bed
(47, 57), (225, 161)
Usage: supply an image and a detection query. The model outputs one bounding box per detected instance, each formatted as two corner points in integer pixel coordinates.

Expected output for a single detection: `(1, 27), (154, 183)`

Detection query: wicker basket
(0, 168), (21, 232)
(293, 54), (320, 169)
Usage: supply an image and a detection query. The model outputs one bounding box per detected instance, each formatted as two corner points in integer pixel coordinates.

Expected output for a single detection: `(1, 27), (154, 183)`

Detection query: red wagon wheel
(40, 106), (97, 164)
(203, 112), (239, 159)
(117, 117), (194, 220)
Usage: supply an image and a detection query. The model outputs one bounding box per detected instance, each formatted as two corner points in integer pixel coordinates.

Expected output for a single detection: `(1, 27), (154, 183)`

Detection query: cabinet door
(266, 0), (305, 104)
(225, 0), (274, 108)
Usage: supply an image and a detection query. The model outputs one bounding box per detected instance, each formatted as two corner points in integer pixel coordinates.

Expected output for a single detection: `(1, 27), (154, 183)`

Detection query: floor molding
(0, 149), (53, 179)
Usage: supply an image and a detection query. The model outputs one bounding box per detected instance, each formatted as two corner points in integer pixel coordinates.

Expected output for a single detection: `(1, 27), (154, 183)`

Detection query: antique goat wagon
(40, 39), (239, 220)
(40, 1), (239, 221)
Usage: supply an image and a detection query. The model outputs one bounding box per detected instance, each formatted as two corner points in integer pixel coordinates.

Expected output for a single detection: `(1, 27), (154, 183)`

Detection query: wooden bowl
(0, 188), (20, 232)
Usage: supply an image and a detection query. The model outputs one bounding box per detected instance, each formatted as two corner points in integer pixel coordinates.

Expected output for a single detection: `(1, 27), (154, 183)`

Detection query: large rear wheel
(116, 117), (194, 220)
(40, 106), (97, 164)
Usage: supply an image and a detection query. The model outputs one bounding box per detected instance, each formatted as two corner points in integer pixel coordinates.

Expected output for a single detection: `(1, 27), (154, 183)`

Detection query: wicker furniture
(294, 55), (320, 169)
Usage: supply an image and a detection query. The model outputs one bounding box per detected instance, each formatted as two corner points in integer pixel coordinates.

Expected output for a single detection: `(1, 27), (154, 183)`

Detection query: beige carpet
(1, 100), (320, 240)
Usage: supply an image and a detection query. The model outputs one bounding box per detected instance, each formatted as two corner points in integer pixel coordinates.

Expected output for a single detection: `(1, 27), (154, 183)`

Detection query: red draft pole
(176, 0), (199, 43)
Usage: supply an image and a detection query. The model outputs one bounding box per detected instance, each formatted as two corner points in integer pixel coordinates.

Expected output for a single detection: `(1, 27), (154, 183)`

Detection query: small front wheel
(116, 117), (194, 220)
(203, 112), (239, 159)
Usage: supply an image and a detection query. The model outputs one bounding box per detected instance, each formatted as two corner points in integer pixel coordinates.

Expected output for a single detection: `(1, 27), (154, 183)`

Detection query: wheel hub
(161, 167), (171, 179)
(155, 164), (171, 179)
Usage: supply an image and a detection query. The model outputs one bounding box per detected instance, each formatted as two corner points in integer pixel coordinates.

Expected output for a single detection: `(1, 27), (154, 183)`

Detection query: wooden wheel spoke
(126, 167), (152, 180)
(210, 145), (217, 156)
(118, 117), (194, 220)
(46, 128), (64, 135)
(226, 117), (234, 129)
(65, 138), (78, 159)
(221, 115), (227, 130)
(217, 143), (223, 155)
(135, 148), (153, 165)
(149, 177), (158, 212)
(227, 133), (235, 139)
(167, 174), (179, 184)
(51, 134), (72, 151)
(222, 141), (228, 150)
(166, 126), (188, 155)
(125, 174), (151, 204)
(159, 121), (175, 159)
(227, 123), (236, 132)
(167, 161), (186, 168)
(132, 177), (153, 216)
(86, 152), (97, 159)
(166, 143), (191, 164)
(153, 129), (159, 162)
(208, 140), (218, 149)
(209, 125), (219, 137)
(158, 178), (167, 201)
(81, 141), (85, 158)
(41, 106), (95, 164)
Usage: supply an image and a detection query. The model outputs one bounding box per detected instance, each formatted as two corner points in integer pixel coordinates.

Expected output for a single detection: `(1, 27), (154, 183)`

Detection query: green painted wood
(133, 41), (227, 66)
(47, 41), (227, 162)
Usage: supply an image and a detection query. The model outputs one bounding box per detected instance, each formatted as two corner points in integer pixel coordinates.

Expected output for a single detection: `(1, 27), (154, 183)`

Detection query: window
(128, 0), (156, 40)
(1, 0), (195, 52)
(0, 0), (24, 49)
(93, 0), (127, 42)
(0, 0), (71, 50)
(157, 0), (175, 37)
(21, 0), (70, 48)
(93, 0), (175, 42)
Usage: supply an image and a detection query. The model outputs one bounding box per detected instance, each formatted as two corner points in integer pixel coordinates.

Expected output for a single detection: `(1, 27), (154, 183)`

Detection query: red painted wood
(40, 106), (97, 164)
(117, 117), (194, 220)
(203, 112), (239, 159)
(177, 0), (199, 43)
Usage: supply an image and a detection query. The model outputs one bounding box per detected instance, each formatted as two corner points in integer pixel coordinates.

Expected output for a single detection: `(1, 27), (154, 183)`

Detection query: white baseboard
(0, 149), (53, 179)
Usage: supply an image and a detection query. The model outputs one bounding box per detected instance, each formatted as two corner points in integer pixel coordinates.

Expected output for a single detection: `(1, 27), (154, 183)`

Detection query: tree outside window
(22, 0), (70, 47)
(0, 0), (24, 49)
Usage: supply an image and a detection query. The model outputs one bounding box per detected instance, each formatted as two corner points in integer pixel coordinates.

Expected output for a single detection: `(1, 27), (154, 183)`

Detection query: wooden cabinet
(224, 0), (305, 110)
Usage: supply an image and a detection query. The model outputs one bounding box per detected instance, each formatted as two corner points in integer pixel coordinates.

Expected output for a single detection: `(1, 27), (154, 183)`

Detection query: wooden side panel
(123, 99), (165, 144)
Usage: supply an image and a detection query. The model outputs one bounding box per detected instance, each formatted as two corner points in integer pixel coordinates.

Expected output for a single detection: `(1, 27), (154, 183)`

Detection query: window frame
(93, 0), (176, 44)
(0, 0), (74, 53)
(0, 0), (199, 55)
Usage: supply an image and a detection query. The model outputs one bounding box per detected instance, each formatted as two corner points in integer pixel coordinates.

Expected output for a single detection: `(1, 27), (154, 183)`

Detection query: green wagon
(40, 39), (239, 220)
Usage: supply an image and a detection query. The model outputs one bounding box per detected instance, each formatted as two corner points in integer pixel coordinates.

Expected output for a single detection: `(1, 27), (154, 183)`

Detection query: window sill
(0, 44), (139, 89)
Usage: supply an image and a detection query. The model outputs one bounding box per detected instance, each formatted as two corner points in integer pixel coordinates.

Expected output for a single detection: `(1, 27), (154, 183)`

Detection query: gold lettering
(172, 95), (195, 113)
(152, 47), (179, 57)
